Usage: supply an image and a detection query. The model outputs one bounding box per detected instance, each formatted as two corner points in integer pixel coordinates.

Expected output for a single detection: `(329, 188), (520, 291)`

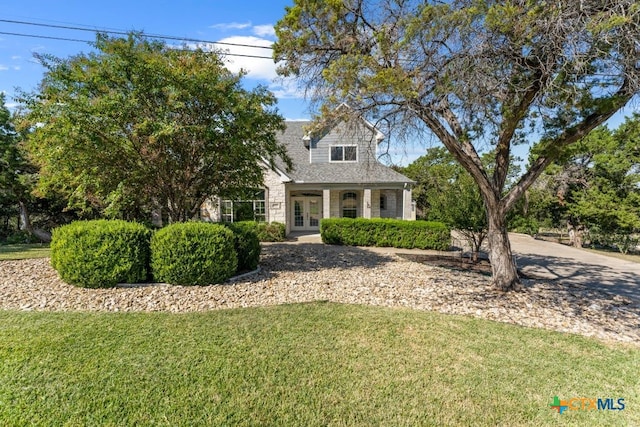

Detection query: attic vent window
(330, 145), (357, 162)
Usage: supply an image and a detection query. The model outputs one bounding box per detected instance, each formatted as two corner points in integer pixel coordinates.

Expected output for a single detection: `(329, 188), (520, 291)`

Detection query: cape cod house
(200, 116), (416, 235)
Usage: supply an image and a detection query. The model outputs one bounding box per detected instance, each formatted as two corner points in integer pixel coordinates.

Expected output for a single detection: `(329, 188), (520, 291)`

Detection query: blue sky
(0, 0), (304, 114)
(0, 1), (637, 167)
(0, 0), (429, 165)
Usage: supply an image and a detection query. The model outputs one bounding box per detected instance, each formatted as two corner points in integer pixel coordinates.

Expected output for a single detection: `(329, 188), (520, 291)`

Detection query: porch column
(363, 188), (372, 219)
(402, 187), (411, 220)
(323, 189), (331, 219)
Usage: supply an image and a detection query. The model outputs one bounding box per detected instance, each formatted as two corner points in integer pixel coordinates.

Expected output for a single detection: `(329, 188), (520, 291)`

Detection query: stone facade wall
(264, 167), (287, 224)
(371, 189), (381, 218)
(200, 197), (221, 222)
(330, 190), (340, 218)
(380, 190), (398, 219)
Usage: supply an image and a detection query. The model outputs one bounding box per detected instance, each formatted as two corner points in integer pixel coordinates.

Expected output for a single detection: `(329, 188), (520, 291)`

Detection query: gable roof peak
(304, 104), (385, 144)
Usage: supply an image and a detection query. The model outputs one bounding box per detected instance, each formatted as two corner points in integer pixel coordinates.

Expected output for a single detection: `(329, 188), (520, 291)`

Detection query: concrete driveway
(509, 233), (640, 302)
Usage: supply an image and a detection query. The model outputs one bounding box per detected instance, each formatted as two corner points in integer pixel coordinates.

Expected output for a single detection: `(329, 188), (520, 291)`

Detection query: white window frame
(329, 145), (358, 162)
(220, 190), (267, 223)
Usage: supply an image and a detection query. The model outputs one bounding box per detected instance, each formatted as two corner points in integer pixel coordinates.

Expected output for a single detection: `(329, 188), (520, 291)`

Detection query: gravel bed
(0, 242), (638, 346)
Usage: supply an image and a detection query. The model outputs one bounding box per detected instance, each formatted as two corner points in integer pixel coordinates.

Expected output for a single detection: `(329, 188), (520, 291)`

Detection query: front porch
(284, 186), (415, 235)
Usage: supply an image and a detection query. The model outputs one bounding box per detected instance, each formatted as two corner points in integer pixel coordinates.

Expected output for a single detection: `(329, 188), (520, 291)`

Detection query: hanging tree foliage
(274, 0), (640, 291)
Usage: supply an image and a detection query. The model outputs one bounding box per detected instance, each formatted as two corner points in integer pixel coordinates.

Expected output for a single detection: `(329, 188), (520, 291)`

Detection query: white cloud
(253, 25), (275, 38)
(0, 65), (9, 71)
(11, 55), (21, 60)
(198, 36), (277, 81)
(209, 22), (252, 31)
(269, 79), (306, 99)
(183, 34), (304, 99)
(13, 66), (21, 71)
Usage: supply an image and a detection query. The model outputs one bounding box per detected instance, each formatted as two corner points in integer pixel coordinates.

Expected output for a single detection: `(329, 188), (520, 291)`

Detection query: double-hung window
(330, 145), (357, 162)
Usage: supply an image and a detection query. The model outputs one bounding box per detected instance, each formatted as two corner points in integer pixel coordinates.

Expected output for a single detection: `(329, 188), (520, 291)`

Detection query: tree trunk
(18, 200), (52, 242)
(18, 200), (34, 234)
(486, 211), (521, 291)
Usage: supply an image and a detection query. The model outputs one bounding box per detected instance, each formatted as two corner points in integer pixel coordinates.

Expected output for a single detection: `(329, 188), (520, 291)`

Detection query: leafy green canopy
(402, 147), (485, 227)
(0, 94), (39, 233)
(0, 94), (33, 209)
(20, 34), (291, 222)
(524, 114), (640, 250)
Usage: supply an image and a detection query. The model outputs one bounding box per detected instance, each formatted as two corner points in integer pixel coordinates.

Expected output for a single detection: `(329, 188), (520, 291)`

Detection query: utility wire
(0, 18), (274, 50)
(0, 30), (90, 44)
(0, 31), (274, 60)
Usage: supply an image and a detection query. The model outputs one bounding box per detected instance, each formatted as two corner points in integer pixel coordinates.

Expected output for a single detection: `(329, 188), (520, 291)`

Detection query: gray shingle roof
(275, 121), (413, 185)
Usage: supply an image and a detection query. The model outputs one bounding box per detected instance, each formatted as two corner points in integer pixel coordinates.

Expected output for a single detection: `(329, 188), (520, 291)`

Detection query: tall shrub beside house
(151, 223), (237, 285)
(50, 220), (151, 288)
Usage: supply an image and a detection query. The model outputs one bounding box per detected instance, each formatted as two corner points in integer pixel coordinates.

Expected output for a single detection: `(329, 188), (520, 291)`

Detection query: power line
(0, 31), (274, 60)
(0, 30), (90, 44)
(0, 18), (274, 51)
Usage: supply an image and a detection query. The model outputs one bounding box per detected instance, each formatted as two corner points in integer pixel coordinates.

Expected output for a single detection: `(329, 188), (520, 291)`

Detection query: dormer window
(330, 145), (357, 162)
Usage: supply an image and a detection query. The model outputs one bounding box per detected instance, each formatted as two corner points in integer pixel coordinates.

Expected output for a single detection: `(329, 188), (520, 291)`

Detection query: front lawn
(0, 303), (637, 426)
(0, 243), (51, 260)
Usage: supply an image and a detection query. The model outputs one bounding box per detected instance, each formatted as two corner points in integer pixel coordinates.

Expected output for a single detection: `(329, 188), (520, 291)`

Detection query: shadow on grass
(0, 243), (49, 254)
(0, 243), (51, 261)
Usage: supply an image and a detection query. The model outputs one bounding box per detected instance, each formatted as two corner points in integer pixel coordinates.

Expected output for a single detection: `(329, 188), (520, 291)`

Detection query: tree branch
(502, 79), (634, 213)
(412, 100), (494, 199)
(493, 70), (544, 190)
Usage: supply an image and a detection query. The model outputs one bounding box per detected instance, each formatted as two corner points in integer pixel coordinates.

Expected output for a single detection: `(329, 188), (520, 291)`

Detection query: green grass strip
(0, 244), (51, 260)
(0, 303), (637, 426)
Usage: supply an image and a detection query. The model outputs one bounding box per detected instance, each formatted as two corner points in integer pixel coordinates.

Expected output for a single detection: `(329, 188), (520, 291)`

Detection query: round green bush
(50, 220), (152, 288)
(225, 222), (261, 272)
(151, 222), (238, 285)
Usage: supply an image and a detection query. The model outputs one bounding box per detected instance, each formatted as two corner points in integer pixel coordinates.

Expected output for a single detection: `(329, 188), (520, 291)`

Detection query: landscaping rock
(0, 242), (638, 346)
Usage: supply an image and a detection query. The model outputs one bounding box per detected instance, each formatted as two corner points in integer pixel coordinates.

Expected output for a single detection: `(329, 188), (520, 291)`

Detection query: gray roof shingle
(275, 121), (413, 185)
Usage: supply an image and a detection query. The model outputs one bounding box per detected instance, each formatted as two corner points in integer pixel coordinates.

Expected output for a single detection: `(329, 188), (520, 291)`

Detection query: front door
(291, 197), (322, 231)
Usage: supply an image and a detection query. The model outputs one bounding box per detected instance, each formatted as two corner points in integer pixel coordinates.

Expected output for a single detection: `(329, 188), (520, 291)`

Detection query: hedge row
(50, 220), (261, 288)
(320, 218), (451, 250)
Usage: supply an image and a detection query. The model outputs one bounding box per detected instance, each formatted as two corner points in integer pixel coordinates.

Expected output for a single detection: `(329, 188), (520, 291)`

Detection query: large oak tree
(274, 0), (640, 290)
(20, 33), (291, 223)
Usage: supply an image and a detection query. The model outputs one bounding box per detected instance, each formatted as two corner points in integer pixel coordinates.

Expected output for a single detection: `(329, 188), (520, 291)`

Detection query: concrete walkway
(284, 231), (640, 303)
(509, 233), (640, 302)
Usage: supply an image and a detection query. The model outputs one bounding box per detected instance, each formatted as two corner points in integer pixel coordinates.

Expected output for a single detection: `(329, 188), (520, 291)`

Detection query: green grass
(582, 247), (640, 264)
(0, 303), (637, 426)
(0, 243), (51, 260)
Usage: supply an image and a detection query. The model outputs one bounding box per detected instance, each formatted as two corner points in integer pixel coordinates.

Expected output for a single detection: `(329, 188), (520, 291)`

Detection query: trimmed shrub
(50, 220), (151, 288)
(224, 222), (261, 272)
(256, 221), (286, 242)
(151, 222), (237, 285)
(320, 218), (450, 250)
(232, 221), (286, 242)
